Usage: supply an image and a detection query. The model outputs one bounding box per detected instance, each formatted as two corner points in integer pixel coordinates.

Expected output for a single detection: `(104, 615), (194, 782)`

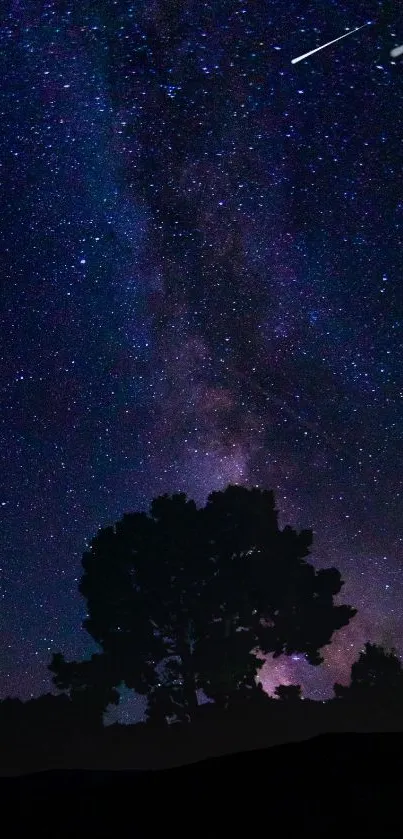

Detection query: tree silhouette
(193, 486), (356, 708)
(334, 642), (403, 705)
(274, 684), (303, 702)
(50, 485), (356, 723)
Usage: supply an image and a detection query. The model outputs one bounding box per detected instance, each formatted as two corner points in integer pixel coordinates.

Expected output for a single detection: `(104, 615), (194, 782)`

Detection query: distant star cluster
(0, 0), (402, 717)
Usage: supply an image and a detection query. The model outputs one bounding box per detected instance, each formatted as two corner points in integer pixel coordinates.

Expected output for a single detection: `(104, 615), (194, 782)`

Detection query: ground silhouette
(2, 733), (403, 836)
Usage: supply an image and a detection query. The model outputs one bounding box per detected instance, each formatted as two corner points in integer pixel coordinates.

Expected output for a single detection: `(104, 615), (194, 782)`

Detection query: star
(0, 0), (402, 714)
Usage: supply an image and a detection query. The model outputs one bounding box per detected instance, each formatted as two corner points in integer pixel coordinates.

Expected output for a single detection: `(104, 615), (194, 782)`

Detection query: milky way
(1, 0), (402, 718)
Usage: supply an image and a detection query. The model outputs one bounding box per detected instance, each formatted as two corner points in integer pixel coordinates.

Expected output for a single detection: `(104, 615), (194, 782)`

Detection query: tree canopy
(50, 485), (357, 723)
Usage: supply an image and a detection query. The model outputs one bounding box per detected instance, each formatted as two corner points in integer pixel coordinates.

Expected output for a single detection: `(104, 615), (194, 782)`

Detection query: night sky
(1, 0), (402, 722)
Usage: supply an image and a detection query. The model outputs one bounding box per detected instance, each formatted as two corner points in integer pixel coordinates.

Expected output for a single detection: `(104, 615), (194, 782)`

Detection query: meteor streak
(291, 22), (371, 65)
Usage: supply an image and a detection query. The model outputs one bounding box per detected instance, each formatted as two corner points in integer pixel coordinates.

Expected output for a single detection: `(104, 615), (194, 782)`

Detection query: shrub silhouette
(334, 642), (403, 707)
(274, 684), (303, 702)
(49, 653), (120, 729)
(0, 693), (94, 757)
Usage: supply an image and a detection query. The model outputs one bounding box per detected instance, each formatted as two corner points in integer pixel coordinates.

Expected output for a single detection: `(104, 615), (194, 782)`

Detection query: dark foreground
(1, 733), (403, 836)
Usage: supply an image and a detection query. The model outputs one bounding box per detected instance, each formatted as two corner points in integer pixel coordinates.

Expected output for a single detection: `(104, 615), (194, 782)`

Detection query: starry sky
(1, 0), (402, 722)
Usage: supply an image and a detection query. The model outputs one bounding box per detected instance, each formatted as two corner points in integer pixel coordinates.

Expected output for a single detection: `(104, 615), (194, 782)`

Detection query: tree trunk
(179, 641), (198, 720)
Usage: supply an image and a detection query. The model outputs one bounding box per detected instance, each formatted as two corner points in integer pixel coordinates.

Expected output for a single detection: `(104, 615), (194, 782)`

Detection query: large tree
(50, 485), (356, 722)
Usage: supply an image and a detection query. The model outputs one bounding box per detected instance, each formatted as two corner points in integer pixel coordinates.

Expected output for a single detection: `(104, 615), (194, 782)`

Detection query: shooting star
(291, 22), (371, 65)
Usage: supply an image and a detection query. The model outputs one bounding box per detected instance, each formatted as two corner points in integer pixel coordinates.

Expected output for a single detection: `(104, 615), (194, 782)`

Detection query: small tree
(334, 643), (403, 705)
(49, 652), (120, 730)
(274, 684), (302, 702)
